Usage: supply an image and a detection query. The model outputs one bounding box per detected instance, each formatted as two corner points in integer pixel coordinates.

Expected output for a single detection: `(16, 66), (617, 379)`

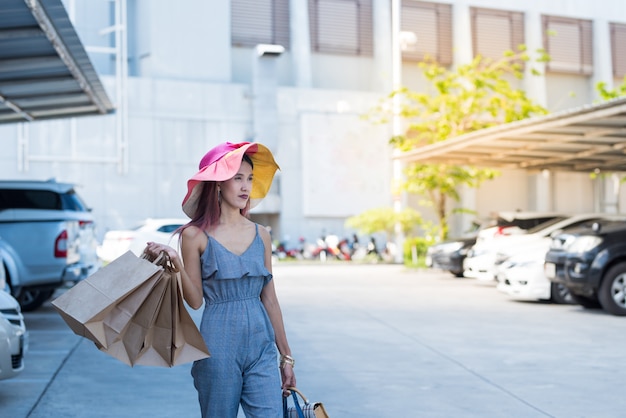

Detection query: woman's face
(219, 160), (253, 210)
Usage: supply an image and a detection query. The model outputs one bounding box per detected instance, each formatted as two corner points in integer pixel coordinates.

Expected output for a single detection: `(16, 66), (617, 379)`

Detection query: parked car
(426, 236), (477, 277)
(495, 243), (572, 304)
(0, 179), (99, 311)
(545, 220), (626, 315)
(427, 212), (562, 278)
(464, 214), (626, 282)
(97, 218), (187, 263)
(474, 211), (564, 244)
(0, 288), (28, 381)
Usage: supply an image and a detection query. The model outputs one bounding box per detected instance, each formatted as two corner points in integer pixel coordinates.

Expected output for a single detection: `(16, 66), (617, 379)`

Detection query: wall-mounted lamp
(255, 44), (285, 57)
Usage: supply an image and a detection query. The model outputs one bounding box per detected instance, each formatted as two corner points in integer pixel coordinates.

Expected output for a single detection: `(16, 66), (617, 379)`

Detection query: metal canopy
(395, 96), (626, 173)
(0, 0), (114, 123)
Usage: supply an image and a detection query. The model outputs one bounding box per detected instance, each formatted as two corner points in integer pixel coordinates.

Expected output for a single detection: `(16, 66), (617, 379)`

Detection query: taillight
(495, 226), (509, 236)
(55, 230), (68, 258)
(79, 220), (93, 228)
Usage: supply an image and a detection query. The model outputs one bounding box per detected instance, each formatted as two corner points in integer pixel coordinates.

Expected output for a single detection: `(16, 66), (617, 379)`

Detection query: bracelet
(280, 354), (295, 369)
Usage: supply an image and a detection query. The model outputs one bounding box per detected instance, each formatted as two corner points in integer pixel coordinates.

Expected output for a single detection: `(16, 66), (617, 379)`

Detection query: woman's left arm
(259, 226), (296, 391)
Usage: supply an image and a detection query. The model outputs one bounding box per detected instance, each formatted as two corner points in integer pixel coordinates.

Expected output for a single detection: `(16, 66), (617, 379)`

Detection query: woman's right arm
(178, 226), (204, 309)
(145, 226), (204, 309)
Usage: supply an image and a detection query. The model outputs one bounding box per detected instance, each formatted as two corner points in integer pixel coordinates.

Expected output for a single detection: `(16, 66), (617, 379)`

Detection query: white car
(0, 288), (28, 381)
(495, 243), (572, 304)
(474, 211), (564, 245)
(97, 218), (187, 263)
(464, 214), (626, 282)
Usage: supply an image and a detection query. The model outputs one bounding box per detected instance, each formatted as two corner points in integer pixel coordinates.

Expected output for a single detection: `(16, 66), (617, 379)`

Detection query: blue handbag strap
(283, 391), (306, 418)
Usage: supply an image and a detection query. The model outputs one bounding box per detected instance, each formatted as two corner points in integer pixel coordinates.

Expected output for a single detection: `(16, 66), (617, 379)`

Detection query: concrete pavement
(2, 263), (626, 417)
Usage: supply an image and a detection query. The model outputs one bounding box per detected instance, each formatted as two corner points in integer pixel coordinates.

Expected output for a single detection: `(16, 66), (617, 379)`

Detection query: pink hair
(176, 157), (253, 239)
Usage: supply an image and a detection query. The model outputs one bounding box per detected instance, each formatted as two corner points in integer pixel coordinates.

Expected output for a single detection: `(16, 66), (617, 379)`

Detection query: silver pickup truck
(0, 180), (100, 311)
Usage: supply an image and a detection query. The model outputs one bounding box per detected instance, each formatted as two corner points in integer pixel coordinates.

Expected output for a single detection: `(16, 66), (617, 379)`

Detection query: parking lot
(2, 262), (626, 418)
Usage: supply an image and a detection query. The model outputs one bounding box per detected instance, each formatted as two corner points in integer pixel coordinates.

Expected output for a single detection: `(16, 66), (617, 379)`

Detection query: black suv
(545, 221), (626, 316)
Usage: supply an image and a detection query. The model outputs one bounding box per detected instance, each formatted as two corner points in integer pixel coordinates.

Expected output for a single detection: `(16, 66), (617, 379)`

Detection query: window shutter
(401, 1), (452, 66)
(611, 23), (626, 78)
(232, 0), (290, 49)
(471, 7), (525, 61)
(543, 15), (593, 75)
(274, 0), (290, 48)
(309, 0), (373, 56)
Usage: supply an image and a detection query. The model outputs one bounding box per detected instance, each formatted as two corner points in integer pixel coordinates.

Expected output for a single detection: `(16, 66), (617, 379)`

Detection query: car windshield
(158, 224), (184, 233)
(525, 217), (569, 234)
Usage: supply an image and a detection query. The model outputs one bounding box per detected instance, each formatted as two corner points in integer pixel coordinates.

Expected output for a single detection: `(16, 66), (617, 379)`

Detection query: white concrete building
(1, 0), (625, 245)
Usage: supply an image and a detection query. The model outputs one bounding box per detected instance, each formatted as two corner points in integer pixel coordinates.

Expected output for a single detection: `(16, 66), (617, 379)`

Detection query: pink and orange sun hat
(182, 141), (279, 218)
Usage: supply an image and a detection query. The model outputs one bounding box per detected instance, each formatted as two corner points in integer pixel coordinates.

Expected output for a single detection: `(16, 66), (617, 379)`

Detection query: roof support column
(457, 186), (477, 238)
(600, 174), (621, 214)
(523, 11), (547, 108)
(452, 3), (472, 65)
(591, 17), (614, 100)
(529, 170), (553, 213)
(290, 0), (312, 88)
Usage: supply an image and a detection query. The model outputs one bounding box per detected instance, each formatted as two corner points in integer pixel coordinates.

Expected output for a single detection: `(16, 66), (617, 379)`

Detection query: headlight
(550, 235), (576, 250)
(568, 236), (603, 253)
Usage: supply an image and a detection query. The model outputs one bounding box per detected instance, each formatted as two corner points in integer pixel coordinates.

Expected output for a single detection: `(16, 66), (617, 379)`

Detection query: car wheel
(550, 282), (574, 304)
(18, 289), (55, 312)
(569, 293), (602, 309)
(598, 263), (626, 316)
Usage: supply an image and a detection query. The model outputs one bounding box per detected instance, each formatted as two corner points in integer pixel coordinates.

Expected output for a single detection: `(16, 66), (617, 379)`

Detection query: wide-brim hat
(182, 142), (279, 218)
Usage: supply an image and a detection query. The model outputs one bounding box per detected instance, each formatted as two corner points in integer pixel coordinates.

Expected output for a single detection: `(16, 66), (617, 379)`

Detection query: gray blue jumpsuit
(191, 225), (282, 417)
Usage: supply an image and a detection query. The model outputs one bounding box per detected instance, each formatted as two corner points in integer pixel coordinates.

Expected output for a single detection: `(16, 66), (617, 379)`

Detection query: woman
(144, 142), (295, 417)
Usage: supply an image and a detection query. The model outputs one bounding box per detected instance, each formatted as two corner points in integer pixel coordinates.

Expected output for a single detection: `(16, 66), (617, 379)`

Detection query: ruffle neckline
(201, 228), (272, 282)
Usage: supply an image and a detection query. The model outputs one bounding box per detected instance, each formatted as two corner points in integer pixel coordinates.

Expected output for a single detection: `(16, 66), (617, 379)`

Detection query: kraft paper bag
(53, 250), (210, 367)
(132, 263), (210, 367)
(52, 251), (163, 349)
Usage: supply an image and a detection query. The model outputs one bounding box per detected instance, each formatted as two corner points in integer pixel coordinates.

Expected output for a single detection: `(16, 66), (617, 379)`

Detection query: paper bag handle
(141, 249), (179, 272)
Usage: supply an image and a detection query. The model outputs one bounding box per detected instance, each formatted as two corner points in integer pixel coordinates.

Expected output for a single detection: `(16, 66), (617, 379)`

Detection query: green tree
(370, 47), (549, 241)
(596, 76), (626, 101)
(345, 206), (423, 240)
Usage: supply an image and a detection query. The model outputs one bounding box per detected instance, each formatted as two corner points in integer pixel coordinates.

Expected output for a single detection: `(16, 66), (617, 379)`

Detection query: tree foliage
(369, 47), (550, 240)
(345, 206), (423, 238)
(596, 76), (626, 101)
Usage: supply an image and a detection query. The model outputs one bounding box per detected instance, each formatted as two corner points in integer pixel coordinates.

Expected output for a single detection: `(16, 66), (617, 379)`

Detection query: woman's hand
(281, 364), (296, 396)
(144, 242), (181, 268)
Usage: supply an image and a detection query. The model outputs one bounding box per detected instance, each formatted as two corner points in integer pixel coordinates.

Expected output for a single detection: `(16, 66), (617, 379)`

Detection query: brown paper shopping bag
(53, 250), (210, 367)
(131, 258), (210, 367)
(112, 252), (211, 367)
(51, 251), (163, 349)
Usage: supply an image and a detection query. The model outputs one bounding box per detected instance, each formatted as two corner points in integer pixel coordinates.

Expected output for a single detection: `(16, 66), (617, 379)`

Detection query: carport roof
(395, 96), (626, 173)
(0, 0), (114, 123)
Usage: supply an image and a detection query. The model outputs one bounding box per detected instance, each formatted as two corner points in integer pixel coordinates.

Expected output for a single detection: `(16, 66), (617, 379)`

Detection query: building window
(610, 22), (626, 79)
(400, 0), (452, 66)
(471, 7), (524, 61)
(232, 0), (290, 49)
(309, 0), (373, 56)
(542, 15), (593, 75)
